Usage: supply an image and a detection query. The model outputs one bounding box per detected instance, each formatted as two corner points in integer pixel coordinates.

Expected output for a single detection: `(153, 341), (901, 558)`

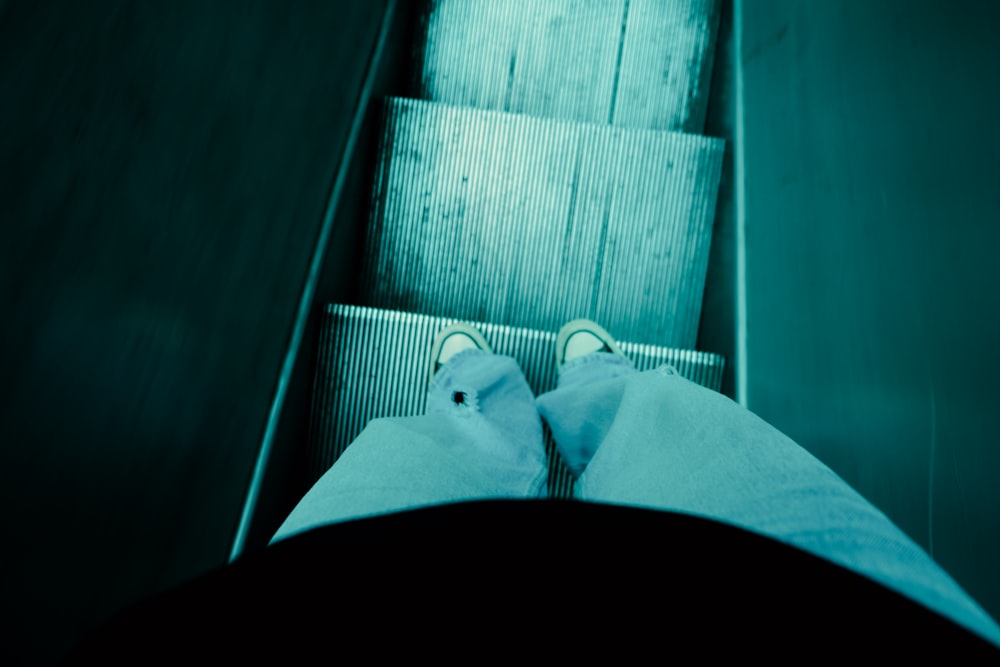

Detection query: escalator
(236, 0), (734, 553)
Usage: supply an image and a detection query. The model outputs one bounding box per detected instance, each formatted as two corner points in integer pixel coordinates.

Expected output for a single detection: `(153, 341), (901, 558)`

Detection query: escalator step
(419, 0), (721, 133)
(359, 97), (724, 350)
(308, 303), (725, 499)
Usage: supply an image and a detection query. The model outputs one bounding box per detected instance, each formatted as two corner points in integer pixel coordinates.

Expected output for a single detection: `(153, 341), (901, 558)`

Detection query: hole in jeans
(452, 391), (467, 405)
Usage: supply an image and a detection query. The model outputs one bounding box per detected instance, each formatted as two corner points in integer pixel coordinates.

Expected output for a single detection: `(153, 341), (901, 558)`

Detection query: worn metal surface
(419, 0), (720, 132)
(308, 304), (725, 497)
(359, 97), (724, 349)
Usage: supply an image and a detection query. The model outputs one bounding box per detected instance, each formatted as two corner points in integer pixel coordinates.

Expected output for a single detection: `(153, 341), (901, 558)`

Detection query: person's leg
(535, 338), (638, 478)
(536, 321), (1000, 646)
(272, 339), (547, 543)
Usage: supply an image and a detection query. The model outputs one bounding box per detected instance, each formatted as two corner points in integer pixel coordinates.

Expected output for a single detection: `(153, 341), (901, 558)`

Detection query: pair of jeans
(272, 348), (1000, 647)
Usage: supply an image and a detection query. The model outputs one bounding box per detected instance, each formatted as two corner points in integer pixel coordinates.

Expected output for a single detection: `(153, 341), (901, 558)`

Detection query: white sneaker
(555, 319), (624, 370)
(429, 323), (493, 381)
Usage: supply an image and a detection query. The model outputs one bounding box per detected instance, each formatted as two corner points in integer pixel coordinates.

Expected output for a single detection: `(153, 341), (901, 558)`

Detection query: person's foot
(429, 322), (493, 382)
(555, 319), (625, 370)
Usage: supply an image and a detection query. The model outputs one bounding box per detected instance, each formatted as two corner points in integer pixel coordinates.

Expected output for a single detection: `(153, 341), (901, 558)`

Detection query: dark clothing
(70, 500), (1000, 662)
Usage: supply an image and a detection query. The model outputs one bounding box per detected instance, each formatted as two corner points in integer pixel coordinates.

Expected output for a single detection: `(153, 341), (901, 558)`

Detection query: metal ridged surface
(309, 304), (725, 498)
(612, 0), (721, 132)
(419, 0), (721, 132)
(360, 97), (724, 349)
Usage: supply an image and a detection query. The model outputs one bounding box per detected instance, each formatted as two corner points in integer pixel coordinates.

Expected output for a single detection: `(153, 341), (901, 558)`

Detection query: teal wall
(742, 0), (1000, 621)
(0, 1), (387, 662)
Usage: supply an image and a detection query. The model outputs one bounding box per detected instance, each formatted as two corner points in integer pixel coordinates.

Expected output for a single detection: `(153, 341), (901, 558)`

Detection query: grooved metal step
(308, 304), (725, 499)
(419, 0), (721, 132)
(359, 97), (724, 350)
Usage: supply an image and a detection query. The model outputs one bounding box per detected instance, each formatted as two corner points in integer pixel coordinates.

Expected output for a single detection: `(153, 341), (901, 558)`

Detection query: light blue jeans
(273, 349), (1000, 647)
